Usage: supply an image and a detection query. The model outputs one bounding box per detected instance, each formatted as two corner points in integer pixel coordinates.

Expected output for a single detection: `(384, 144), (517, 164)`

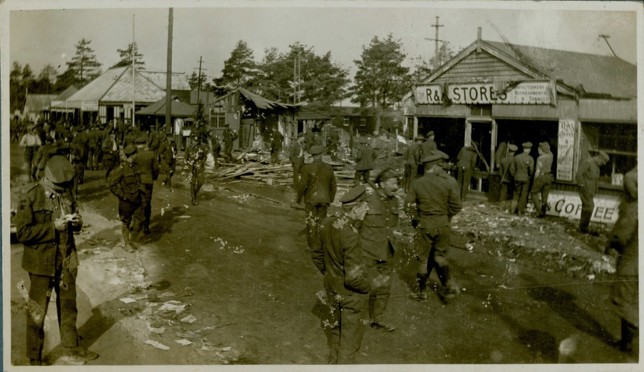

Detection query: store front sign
(546, 190), (621, 225)
(556, 119), (576, 181)
(415, 81), (554, 105)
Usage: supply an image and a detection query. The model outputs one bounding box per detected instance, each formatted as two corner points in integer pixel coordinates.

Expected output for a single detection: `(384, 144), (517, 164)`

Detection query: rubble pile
(451, 203), (616, 278)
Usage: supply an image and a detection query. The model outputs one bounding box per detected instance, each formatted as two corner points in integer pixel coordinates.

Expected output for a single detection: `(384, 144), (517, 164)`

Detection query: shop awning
(579, 99), (637, 123)
(137, 98), (197, 117)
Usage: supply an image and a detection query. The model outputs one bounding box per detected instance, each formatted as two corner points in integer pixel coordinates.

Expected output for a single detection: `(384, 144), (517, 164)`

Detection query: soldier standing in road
(403, 135), (423, 192)
(406, 150), (462, 302)
(456, 142), (478, 201)
(312, 186), (371, 364)
(498, 144), (517, 212)
(108, 144), (142, 252)
(19, 124), (43, 182)
(185, 132), (210, 206)
(354, 137), (375, 185)
(297, 145), (337, 253)
(361, 168), (400, 332)
(269, 127), (284, 164)
(576, 151), (610, 234)
(510, 142), (535, 215)
(531, 142), (554, 218)
(134, 137), (159, 235)
(158, 131), (176, 189)
(222, 124), (238, 163)
(605, 165), (638, 355)
(101, 129), (120, 180)
(15, 156), (99, 365)
(289, 134), (304, 189)
(420, 130), (437, 157)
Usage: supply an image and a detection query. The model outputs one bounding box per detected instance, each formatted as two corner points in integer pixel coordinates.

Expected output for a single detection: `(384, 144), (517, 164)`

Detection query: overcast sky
(4, 1), (640, 83)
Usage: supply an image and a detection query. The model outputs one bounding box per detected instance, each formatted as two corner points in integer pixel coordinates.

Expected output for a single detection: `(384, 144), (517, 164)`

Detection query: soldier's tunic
(361, 188), (399, 324)
(135, 148), (160, 232)
(575, 155), (602, 232)
(403, 141), (421, 192)
(158, 136), (176, 187)
(289, 139), (304, 189)
(297, 158), (337, 252)
(499, 153), (515, 202)
(456, 145), (477, 200)
(107, 161), (142, 231)
(354, 142), (375, 185)
(270, 130), (284, 164)
(510, 151), (534, 215)
(185, 140), (209, 205)
(101, 135), (120, 179)
(222, 127), (238, 162)
(312, 213), (370, 364)
(405, 168), (461, 290)
(531, 151), (554, 216)
(16, 183), (81, 361)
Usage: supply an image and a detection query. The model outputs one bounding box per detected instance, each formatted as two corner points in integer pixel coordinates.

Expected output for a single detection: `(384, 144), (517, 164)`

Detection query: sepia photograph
(2, 0), (641, 370)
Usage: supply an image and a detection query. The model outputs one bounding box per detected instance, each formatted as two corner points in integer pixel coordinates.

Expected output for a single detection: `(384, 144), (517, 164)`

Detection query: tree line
(12, 34), (456, 131)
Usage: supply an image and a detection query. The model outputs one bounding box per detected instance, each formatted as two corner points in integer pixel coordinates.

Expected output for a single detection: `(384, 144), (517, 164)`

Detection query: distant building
(23, 94), (57, 122)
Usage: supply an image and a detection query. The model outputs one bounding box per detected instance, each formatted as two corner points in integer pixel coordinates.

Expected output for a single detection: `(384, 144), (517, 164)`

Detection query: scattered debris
(180, 314), (197, 323)
(175, 339), (193, 346)
(145, 340), (170, 350)
(158, 300), (187, 314)
(119, 297), (137, 304)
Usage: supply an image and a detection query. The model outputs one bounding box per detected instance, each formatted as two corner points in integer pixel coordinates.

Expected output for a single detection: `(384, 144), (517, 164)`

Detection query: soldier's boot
(532, 194), (542, 217)
(191, 187), (198, 206)
(618, 319), (638, 354)
(437, 266), (460, 300)
(538, 204), (547, 218)
(121, 224), (135, 253)
(409, 273), (429, 301)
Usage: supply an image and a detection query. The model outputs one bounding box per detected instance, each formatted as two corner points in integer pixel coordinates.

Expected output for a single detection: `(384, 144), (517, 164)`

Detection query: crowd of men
(13, 117), (637, 364)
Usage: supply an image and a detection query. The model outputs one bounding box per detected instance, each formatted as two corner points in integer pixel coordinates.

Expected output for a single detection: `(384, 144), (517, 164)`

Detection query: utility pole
(598, 34), (617, 58)
(425, 16), (444, 69)
(165, 8), (173, 131)
(132, 14), (136, 127)
(293, 52), (301, 104)
(194, 56), (207, 105)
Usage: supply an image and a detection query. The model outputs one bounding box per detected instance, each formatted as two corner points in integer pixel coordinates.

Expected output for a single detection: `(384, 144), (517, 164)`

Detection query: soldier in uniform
(19, 124), (43, 182)
(222, 124), (238, 163)
(86, 124), (101, 171)
(456, 142), (479, 201)
(576, 151), (610, 233)
(406, 150), (462, 302)
(531, 142), (554, 218)
(498, 144), (518, 212)
(108, 144), (142, 252)
(134, 137), (159, 234)
(16, 156), (99, 365)
(605, 165), (638, 355)
(297, 145), (337, 253)
(288, 134), (304, 189)
(354, 137), (375, 185)
(269, 127), (284, 164)
(101, 129), (120, 179)
(312, 185), (371, 364)
(510, 142), (535, 215)
(361, 168), (400, 332)
(70, 127), (87, 191)
(158, 131), (176, 188)
(185, 132), (210, 206)
(420, 130), (437, 159)
(403, 135), (423, 192)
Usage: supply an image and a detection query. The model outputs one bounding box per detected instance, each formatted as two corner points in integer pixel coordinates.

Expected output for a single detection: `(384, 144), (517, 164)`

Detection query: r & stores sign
(415, 81), (555, 105)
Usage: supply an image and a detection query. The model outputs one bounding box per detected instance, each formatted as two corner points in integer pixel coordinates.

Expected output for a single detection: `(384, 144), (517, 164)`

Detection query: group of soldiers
(295, 138), (463, 363)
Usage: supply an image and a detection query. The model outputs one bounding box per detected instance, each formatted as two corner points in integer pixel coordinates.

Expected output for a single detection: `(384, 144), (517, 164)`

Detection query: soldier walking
(361, 169), (400, 332)
(185, 133), (210, 206)
(576, 151), (610, 233)
(19, 124), (43, 182)
(222, 124), (238, 163)
(296, 145), (337, 252)
(354, 137), (375, 185)
(531, 142), (554, 217)
(107, 144), (142, 252)
(288, 134), (304, 189)
(15, 156), (99, 365)
(456, 142), (478, 201)
(269, 127), (284, 164)
(134, 137), (159, 234)
(406, 150), (462, 302)
(312, 186), (371, 364)
(158, 131), (176, 189)
(498, 144), (517, 212)
(510, 142), (534, 215)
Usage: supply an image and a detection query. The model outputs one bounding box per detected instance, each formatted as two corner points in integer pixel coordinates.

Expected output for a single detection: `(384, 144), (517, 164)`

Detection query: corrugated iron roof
(484, 40), (636, 98)
(142, 71), (191, 91)
(137, 97), (197, 117)
(238, 87), (298, 110)
(67, 67), (128, 103)
(101, 69), (166, 103)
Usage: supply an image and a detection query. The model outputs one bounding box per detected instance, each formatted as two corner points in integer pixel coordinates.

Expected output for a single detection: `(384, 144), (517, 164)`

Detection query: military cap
(539, 142), (551, 154)
(421, 150), (449, 164)
(427, 130), (435, 137)
(374, 168), (399, 184)
(309, 145), (325, 155)
(44, 155), (75, 185)
(508, 144), (518, 152)
(124, 144), (138, 157)
(414, 134), (425, 141)
(358, 137), (369, 144)
(522, 142), (533, 149)
(135, 136), (147, 144)
(339, 185), (367, 204)
(597, 151), (609, 162)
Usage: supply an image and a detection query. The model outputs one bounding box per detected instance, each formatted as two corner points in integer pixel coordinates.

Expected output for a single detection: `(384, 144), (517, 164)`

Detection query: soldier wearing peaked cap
(15, 155), (99, 365)
(499, 144), (518, 211)
(134, 136), (159, 232)
(403, 135), (424, 192)
(108, 144), (142, 253)
(297, 144), (337, 254)
(312, 185), (371, 363)
(576, 150), (610, 234)
(354, 137), (376, 186)
(509, 142), (534, 215)
(405, 150), (462, 302)
(531, 142), (554, 218)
